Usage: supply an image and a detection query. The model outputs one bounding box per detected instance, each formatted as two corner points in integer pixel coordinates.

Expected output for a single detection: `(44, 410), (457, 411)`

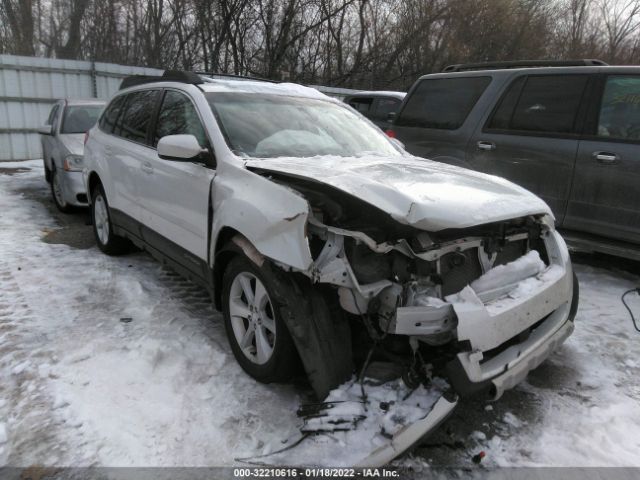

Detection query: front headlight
(63, 155), (84, 172)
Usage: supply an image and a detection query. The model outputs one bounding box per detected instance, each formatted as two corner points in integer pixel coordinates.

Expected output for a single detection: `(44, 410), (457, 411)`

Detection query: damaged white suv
(84, 71), (578, 405)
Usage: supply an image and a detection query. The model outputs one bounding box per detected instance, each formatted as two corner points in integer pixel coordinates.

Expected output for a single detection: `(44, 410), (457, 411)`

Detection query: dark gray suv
(390, 60), (640, 259)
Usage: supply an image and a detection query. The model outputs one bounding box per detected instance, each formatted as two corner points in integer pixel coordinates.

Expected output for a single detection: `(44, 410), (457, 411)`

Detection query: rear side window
(373, 97), (402, 120)
(489, 75), (588, 134)
(348, 97), (373, 114)
(597, 75), (640, 141)
(99, 95), (126, 134)
(153, 90), (208, 147)
(395, 77), (490, 129)
(116, 90), (159, 144)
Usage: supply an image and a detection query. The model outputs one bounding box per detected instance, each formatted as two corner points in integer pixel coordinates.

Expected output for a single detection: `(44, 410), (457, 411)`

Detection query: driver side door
(138, 89), (216, 267)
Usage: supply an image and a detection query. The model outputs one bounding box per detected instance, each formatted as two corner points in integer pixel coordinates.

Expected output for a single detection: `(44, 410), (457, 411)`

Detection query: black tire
(50, 167), (73, 213)
(221, 255), (298, 383)
(90, 183), (129, 255)
(44, 160), (52, 183)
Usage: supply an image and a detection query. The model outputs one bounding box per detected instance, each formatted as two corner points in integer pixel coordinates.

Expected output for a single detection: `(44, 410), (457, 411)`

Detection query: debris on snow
(251, 378), (449, 467)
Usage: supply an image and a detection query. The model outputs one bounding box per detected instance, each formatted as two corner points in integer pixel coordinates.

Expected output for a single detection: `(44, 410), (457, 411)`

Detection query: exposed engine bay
(247, 167), (574, 403)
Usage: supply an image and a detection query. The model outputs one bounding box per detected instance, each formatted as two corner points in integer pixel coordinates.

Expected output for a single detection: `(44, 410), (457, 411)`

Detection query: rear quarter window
(395, 76), (491, 130)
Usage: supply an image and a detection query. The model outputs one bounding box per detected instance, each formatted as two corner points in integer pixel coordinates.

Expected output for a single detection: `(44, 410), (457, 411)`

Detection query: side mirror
(38, 125), (53, 135)
(157, 134), (204, 161)
(387, 112), (397, 123)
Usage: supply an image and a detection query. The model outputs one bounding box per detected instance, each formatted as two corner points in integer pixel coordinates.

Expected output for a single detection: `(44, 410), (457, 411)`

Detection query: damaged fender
(210, 164), (313, 271)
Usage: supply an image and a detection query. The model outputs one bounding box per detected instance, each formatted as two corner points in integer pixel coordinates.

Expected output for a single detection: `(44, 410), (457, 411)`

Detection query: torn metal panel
(210, 163), (312, 271)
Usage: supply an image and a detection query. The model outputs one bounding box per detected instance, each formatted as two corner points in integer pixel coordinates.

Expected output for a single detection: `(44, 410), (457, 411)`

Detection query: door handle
(593, 151), (620, 164)
(104, 146), (112, 157)
(477, 141), (496, 151)
(141, 161), (154, 174)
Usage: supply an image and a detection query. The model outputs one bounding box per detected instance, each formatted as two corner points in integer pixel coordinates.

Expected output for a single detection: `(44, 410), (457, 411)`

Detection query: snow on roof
(64, 98), (106, 106)
(200, 78), (336, 102)
(351, 90), (406, 99)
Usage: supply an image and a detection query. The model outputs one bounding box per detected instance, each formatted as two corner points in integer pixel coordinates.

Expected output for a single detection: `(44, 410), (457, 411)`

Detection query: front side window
(490, 75), (587, 134)
(153, 90), (208, 147)
(206, 93), (401, 159)
(395, 77), (491, 130)
(117, 90), (158, 143)
(60, 105), (103, 134)
(597, 75), (640, 141)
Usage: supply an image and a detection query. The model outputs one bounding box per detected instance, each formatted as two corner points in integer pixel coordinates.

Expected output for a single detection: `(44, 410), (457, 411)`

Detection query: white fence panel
(0, 54), (361, 161)
(0, 55), (163, 161)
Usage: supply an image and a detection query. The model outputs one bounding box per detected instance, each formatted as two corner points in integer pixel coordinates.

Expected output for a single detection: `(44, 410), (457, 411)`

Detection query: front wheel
(44, 160), (52, 183)
(50, 168), (72, 213)
(91, 184), (129, 255)
(222, 255), (298, 383)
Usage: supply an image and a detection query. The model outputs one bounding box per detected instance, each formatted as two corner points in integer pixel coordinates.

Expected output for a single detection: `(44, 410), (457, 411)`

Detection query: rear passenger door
(139, 89), (216, 264)
(566, 74), (640, 243)
(466, 74), (591, 223)
(100, 89), (159, 224)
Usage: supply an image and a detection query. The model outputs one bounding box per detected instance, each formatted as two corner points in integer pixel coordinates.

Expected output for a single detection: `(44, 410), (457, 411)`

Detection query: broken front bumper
(397, 230), (578, 399)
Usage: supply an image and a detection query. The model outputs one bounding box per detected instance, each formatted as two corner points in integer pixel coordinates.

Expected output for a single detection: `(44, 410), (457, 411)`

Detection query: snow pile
(444, 250), (566, 315)
(255, 378), (448, 467)
(470, 250), (546, 294)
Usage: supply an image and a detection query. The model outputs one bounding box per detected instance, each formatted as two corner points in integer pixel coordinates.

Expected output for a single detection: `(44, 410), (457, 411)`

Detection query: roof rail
(442, 59), (608, 73)
(119, 70), (204, 90)
(196, 71), (279, 84)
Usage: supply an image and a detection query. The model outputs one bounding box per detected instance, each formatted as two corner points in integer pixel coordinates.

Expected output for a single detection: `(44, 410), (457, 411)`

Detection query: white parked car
(83, 72), (578, 405)
(39, 99), (105, 211)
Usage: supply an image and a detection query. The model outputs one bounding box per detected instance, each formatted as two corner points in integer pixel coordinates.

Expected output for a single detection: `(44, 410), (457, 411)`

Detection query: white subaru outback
(83, 71), (578, 407)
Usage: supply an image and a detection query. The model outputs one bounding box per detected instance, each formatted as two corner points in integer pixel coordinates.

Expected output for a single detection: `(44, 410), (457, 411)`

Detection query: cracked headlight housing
(63, 155), (84, 172)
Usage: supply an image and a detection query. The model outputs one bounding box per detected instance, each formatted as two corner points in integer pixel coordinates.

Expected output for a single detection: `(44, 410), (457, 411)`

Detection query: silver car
(39, 99), (105, 212)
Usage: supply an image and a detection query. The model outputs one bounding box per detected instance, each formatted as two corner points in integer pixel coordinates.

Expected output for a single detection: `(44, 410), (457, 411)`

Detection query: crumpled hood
(245, 155), (552, 232)
(59, 134), (85, 156)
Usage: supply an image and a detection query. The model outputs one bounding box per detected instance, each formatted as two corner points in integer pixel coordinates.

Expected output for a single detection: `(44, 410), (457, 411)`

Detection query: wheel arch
(212, 226), (244, 311)
(87, 171), (102, 204)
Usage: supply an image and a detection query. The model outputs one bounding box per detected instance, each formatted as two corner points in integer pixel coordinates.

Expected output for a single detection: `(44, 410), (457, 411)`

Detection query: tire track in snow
(0, 258), (101, 466)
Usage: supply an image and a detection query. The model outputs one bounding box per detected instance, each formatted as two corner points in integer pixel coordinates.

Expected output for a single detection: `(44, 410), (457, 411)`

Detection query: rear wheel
(50, 167), (72, 213)
(91, 184), (129, 255)
(222, 255), (298, 383)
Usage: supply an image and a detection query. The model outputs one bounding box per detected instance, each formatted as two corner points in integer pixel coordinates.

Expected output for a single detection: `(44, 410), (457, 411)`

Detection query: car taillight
(84, 131), (89, 145)
(385, 129), (396, 138)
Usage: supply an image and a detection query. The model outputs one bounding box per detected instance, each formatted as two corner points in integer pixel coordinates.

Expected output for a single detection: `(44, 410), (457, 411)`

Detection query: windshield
(61, 105), (103, 134)
(206, 93), (401, 158)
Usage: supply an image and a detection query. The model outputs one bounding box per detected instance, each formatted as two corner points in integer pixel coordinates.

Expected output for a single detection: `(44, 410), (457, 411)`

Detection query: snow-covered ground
(1, 161), (639, 470)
